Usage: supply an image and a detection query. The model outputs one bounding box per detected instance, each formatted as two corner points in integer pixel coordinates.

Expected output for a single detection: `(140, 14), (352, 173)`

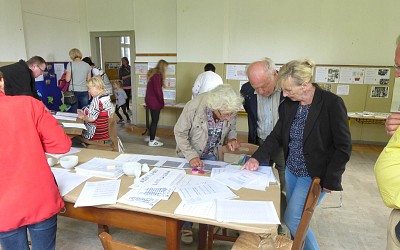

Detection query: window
(121, 36), (131, 63)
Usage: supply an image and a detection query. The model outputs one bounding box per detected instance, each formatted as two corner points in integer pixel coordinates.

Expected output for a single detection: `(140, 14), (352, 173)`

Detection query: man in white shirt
(192, 63), (223, 99)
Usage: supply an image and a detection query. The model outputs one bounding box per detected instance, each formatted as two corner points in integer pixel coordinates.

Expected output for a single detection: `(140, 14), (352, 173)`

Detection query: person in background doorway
(242, 59), (352, 250)
(119, 57), (132, 114)
(65, 48), (92, 113)
(191, 63), (223, 99)
(113, 80), (130, 124)
(0, 56), (46, 100)
(145, 59), (169, 147)
(174, 84), (243, 244)
(82, 57), (113, 96)
(0, 71), (72, 250)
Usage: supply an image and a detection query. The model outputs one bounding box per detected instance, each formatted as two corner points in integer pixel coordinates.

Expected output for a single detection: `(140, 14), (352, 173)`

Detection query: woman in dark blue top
(243, 59), (351, 250)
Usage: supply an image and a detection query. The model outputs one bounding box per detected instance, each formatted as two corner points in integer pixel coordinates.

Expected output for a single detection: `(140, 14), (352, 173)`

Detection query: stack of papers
(177, 180), (237, 204)
(75, 158), (125, 179)
(174, 201), (216, 220)
(215, 200), (280, 224)
(62, 122), (86, 129)
(54, 112), (78, 121)
(74, 180), (121, 207)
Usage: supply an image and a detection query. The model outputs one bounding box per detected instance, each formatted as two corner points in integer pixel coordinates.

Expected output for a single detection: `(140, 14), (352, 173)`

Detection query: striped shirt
(82, 94), (113, 140)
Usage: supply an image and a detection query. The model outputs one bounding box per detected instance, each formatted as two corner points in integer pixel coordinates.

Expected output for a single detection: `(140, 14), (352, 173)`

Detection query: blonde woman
(145, 59), (169, 146)
(243, 59), (351, 250)
(77, 77), (113, 141)
(65, 48), (92, 113)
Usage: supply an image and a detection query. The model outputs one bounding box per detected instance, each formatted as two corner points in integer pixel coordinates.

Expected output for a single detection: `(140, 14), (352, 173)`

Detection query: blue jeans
(182, 154), (217, 229)
(68, 91), (89, 113)
(284, 169), (325, 250)
(0, 215), (57, 250)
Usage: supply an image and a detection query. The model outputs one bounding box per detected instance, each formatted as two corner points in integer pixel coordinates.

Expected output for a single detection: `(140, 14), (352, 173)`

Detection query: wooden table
(58, 148), (280, 250)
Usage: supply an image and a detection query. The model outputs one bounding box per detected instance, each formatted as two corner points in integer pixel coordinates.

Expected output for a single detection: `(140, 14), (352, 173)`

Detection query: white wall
(0, 0), (26, 60)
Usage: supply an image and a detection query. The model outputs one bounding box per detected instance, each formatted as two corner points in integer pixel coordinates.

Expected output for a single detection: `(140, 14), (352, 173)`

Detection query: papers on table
(54, 112), (79, 121)
(46, 147), (81, 159)
(117, 189), (160, 209)
(51, 167), (90, 196)
(177, 181), (237, 204)
(174, 201), (216, 220)
(62, 122), (86, 129)
(114, 154), (228, 171)
(172, 175), (212, 191)
(126, 167), (186, 201)
(74, 180), (121, 207)
(75, 158), (125, 179)
(216, 200), (280, 224)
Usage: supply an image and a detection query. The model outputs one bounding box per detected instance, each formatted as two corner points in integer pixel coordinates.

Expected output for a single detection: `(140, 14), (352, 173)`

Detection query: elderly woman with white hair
(174, 84), (243, 244)
(175, 84), (243, 167)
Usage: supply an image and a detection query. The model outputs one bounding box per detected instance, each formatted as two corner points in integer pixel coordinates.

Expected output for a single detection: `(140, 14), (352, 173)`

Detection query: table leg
(97, 224), (109, 234)
(198, 224), (209, 250)
(142, 107), (150, 135)
(165, 218), (181, 250)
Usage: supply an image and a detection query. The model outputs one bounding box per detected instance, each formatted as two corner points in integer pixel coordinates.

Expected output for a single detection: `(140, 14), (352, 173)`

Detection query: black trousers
(116, 103), (130, 120)
(124, 89), (131, 110)
(149, 109), (160, 141)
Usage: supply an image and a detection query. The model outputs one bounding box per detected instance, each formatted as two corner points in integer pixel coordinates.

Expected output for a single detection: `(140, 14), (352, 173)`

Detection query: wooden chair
(203, 143), (260, 249)
(98, 232), (146, 250)
(80, 112), (119, 152)
(231, 177), (322, 250)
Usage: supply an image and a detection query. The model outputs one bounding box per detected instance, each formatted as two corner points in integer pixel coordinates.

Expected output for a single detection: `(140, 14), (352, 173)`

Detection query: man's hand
(240, 157), (260, 171)
(189, 157), (204, 167)
(386, 113), (400, 136)
(227, 139), (240, 151)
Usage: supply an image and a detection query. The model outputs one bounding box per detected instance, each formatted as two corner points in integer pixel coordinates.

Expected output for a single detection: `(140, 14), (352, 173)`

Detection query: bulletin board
(35, 62), (69, 111)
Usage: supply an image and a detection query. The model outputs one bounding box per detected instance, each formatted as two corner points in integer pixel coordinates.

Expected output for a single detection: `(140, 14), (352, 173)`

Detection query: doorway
(90, 30), (137, 123)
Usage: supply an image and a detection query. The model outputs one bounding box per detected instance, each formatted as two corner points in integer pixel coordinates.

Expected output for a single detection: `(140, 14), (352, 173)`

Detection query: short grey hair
(205, 84), (243, 113)
(396, 35), (400, 46)
(246, 57), (276, 76)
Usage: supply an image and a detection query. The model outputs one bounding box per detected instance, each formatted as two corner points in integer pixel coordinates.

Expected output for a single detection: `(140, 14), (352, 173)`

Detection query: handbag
(64, 63), (77, 105)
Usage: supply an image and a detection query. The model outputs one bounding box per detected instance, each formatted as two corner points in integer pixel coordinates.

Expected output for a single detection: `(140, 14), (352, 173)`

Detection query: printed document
(174, 201), (216, 220)
(117, 188), (161, 209)
(177, 181), (237, 204)
(216, 200), (280, 224)
(74, 180), (121, 207)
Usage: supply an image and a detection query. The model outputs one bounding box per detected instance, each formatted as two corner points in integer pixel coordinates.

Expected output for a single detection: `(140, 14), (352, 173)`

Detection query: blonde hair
(147, 59), (169, 87)
(205, 84), (244, 113)
(87, 77), (105, 90)
(112, 80), (123, 88)
(277, 59), (315, 87)
(69, 48), (83, 60)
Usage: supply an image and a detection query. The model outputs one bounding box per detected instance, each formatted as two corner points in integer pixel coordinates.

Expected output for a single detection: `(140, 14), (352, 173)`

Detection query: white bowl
(59, 155), (79, 169)
(47, 158), (56, 167)
(123, 162), (142, 177)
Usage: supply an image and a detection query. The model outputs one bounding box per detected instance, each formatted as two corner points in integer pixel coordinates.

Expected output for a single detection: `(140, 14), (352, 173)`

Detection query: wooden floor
(53, 125), (391, 250)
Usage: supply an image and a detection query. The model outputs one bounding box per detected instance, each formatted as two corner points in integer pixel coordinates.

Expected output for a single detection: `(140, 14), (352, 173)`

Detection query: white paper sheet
(174, 201), (216, 220)
(339, 67), (365, 84)
(117, 188), (161, 209)
(75, 158), (125, 179)
(62, 123), (86, 129)
(177, 181), (237, 204)
(163, 89), (176, 100)
(46, 147), (81, 159)
(56, 112), (78, 118)
(216, 200), (280, 224)
(226, 65), (248, 80)
(173, 175), (212, 191)
(336, 84), (350, 96)
(212, 168), (263, 190)
(74, 180), (121, 207)
(53, 115), (77, 121)
(54, 63), (65, 83)
(315, 67), (340, 83)
(51, 168), (90, 196)
(138, 87), (146, 97)
(132, 167), (186, 188)
(125, 185), (175, 200)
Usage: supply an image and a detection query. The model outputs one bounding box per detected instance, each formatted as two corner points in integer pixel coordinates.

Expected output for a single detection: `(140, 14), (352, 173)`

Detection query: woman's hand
(227, 139), (240, 151)
(189, 157), (204, 167)
(77, 109), (84, 119)
(240, 157), (260, 171)
(386, 113), (400, 136)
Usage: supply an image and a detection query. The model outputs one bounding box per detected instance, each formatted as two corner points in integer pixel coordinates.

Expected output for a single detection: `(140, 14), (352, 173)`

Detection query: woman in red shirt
(145, 59), (168, 146)
(0, 71), (71, 250)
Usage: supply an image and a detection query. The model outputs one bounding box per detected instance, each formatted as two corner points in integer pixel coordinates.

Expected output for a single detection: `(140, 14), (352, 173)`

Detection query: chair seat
(231, 232), (292, 250)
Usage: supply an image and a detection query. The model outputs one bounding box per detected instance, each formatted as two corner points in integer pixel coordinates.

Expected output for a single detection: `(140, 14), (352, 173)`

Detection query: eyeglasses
(36, 64), (45, 73)
(394, 64), (400, 70)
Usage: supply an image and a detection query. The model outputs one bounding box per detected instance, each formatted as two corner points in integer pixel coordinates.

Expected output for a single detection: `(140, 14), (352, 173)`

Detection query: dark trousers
(149, 109), (160, 141)
(116, 103), (130, 120)
(123, 89), (131, 110)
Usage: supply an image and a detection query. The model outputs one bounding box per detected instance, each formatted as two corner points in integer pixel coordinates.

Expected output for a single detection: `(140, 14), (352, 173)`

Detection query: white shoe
(144, 136), (159, 142)
(148, 140), (163, 147)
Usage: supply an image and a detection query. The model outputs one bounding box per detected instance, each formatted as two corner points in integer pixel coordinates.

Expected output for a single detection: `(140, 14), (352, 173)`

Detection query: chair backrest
(217, 142), (259, 161)
(83, 112), (119, 152)
(292, 177), (322, 250)
(99, 232), (146, 250)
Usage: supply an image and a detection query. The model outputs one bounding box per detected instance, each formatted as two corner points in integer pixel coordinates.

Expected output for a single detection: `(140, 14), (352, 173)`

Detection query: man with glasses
(240, 58), (287, 234)
(0, 56), (46, 100)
